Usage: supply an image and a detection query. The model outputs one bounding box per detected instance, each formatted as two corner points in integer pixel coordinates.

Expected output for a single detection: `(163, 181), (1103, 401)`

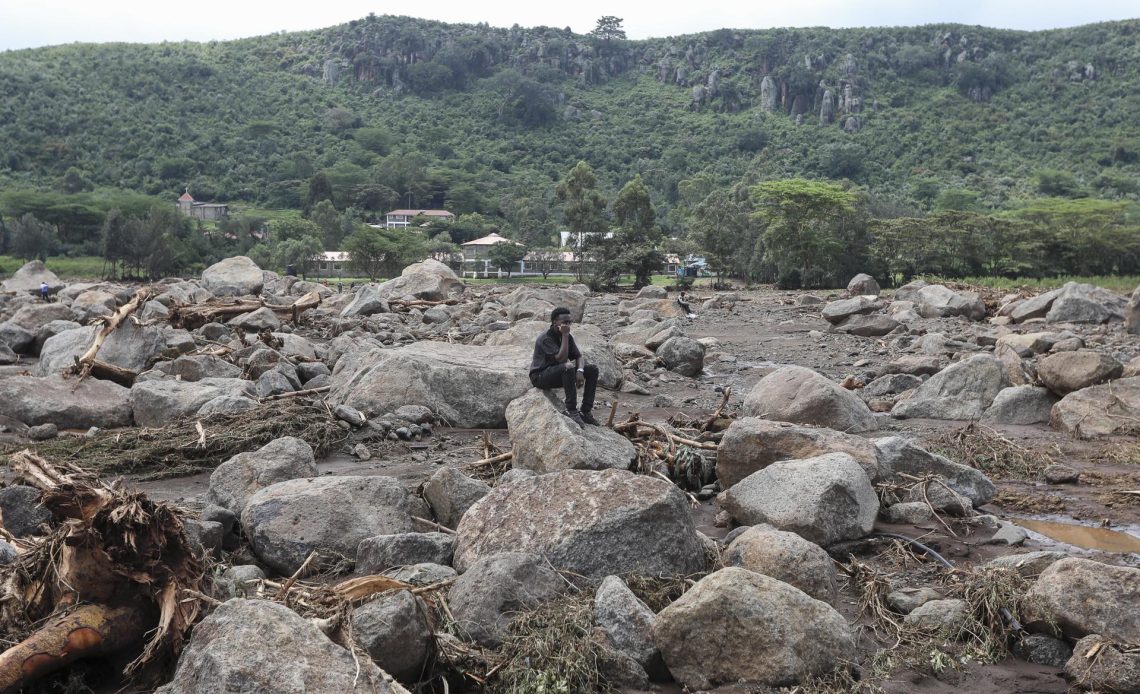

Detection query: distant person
(529, 307), (600, 427)
(39, 281), (50, 302)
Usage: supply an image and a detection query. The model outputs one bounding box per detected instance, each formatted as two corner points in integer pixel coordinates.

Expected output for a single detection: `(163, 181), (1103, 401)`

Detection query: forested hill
(1, 15), (1138, 231)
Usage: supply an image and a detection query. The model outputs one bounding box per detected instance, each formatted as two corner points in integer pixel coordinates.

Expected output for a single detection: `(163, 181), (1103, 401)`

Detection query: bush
(777, 268), (802, 289)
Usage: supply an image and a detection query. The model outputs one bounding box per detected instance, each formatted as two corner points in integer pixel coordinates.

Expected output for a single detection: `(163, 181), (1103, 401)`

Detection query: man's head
(550, 306), (572, 327)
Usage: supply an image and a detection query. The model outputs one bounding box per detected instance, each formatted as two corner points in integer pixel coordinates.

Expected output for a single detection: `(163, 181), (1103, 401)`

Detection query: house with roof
(461, 232), (527, 277)
(176, 190), (228, 221)
(385, 209), (455, 229)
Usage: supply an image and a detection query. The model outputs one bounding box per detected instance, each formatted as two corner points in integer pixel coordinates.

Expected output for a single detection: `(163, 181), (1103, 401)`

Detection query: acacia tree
(9, 213), (59, 262)
(590, 16), (626, 40)
(529, 247), (563, 279)
(250, 217), (323, 278)
(692, 187), (761, 282)
(487, 241), (527, 279)
(613, 175), (661, 288)
(556, 161), (608, 281)
(750, 179), (857, 288)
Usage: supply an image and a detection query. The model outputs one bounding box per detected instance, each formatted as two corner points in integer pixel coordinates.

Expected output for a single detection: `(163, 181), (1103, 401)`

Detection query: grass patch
(2, 400), (347, 478)
(0, 255), (106, 280)
(923, 423), (1056, 481)
(918, 274), (1140, 293)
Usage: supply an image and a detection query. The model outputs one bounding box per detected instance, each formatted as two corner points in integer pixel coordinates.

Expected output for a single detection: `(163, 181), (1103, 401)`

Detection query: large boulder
(200, 256), (265, 297)
(594, 576), (662, 675)
(1045, 282), (1127, 324)
(0, 375), (132, 429)
(891, 354), (1008, 420)
(716, 417), (882, 489)
(742, 366), (877, 433)
(1011, 287), (1062, 323)
(130, 378), (256, 427)
(339, 284), (390, 318)
(1065, 634), (1140, 694)
(447, 552), (568, 647)
(896, 281), (984, 320)
(1025, 558), (1140, 642)
(151, 354), (243, 382)
(506, 390), (635, 474)
(502, 286), (587, 323)
(834, 314), (900, 337)
(454, 469), (706, 579)
(724, 525), (838, 604)
(1050, 377), (1140, 438)
(374, 259), (464, 302)
(484, 321), (621, 389)
(206, 437), (317, 515)
(846, 273), (881, 297)
(329, 342), (530, 428)
(721, 453), (878, 546)
(241, 475), (429, 575)
(421, 467), (490, 529)
(874, 437), (996, 506)
(1, 260), (62, 294)
(356, 533), (456, 573)
(6, 302), (77, 332)
(36, 322), (165, 376)
(154, 599), (406, 694)
(70, 289), (117, 322)
(351, 591), (434, 684)
(1037, 351), (1123, 396)
(821, 295), (883, 324)
(981, 386), (1058, 425)
(652, 567), (855, 689)
(656, 336), (705, 377)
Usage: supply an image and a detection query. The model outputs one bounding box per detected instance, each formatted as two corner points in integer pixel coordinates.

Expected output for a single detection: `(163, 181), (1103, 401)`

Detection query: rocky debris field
(0, 256), (1138, 694)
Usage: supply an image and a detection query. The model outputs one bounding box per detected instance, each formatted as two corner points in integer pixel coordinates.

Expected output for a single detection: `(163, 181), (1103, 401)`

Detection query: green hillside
(1, 15), (1138, 284)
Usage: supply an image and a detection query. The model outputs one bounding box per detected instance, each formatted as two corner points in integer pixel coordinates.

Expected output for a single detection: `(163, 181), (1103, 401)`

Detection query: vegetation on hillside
(0, 15), (1137, 285)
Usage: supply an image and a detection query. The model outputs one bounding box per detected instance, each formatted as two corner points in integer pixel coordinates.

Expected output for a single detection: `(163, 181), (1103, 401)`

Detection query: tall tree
(589, 16), (626, 40)
(487, 241), (527, 279)
(750, 179), (858, 287)
(613, 175), (661, 288)
(9, 213), (59, 262)
(556, 161), (608, 281)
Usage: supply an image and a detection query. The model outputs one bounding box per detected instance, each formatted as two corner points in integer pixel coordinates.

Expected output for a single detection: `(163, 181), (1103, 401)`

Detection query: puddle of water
(1015, 518), (1140, 554)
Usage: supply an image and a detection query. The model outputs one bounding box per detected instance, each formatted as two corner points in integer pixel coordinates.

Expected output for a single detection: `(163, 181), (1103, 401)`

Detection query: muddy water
(1015, 518), (1140, 554)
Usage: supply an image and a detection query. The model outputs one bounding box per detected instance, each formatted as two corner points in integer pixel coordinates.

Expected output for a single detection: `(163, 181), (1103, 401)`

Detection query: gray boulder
(984, 551), (1067, 577)
(722, 453), (878, 546)
(1065, 635), (1140, 693)
(229, 307), (282, 332)
(656, 336), (705, 377)
(6, 302), (77, 332)
(982, 386), (1059, 425)
(506, 390), (635, 474)
(716, 417), (882, 489)
(152, 355), (242, 382)
(197, 395), (258, 416)
(1045, 282), (1126, 323)
(422, 466), (490, 529)
(1013, 634), (1072, 668)
(863, 373), (922, 397)
(1037, 351), (1123, 395)
(374, 259), (464, 302)
(154, 599), (406, 694)
(834, 314), (900, 337)
(1050, 376), (1140, 437)
(351, 591), (434, 683)
(214, 565), (265, 600)
(206, 437), (317, 515)
(36, 322), (165, 376)
(1127, 284), (1140, 334)
(241, 476), (429, 575)
(330, 342), (530, 429)
(652, 567), (855, 689)
(1025, 557), (1140, 642)
(201, 256), (264, 297)
(454, 469), (706, 579)
(340, 285), (391, 318)
(594, 576), (662, 675)
(385, 563), (456, 586)
(0, 322), (34, 353)
(892, 354), (1008, 420)
(70, 289), (117, 322)
(847, 273), (880, 296)
(887, 587), (943, 614)
(742, 366), (877, 433)
(356, 533), (456, 573)
(821, 295), (883, 324)
(874, 437), (996, 506)
(724, 525), (838, 604)
(1, 260), (62, 294)
(448, 552), (567, 647)
(904, 598), (971, 633)
(913, 284), (985, 320)
(130, 378), (256, 427)
(1011, 287), (1062, 323)
(0, 375), (132, 429)
(0, 486), (50, 537)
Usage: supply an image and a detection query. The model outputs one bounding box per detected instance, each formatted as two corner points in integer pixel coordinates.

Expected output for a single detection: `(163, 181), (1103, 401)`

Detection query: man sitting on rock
(529, 307), (599, 427)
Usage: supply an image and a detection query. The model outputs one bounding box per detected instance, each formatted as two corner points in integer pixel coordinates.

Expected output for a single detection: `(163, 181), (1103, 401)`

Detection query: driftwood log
(0, 451), (207, 692)
(169, 290), (321, 331)
(68, 288), (149, 384)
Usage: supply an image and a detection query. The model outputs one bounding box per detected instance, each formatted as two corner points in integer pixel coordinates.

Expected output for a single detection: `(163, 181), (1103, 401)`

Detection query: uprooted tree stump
(0, 451), (208, 692)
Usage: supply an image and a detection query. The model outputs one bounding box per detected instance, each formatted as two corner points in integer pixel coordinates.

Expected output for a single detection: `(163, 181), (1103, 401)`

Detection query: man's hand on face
(558, 321), (572, 336)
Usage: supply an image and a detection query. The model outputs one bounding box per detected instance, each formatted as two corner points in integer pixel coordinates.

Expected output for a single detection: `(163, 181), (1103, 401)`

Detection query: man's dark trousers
(530, 364), (599, 413)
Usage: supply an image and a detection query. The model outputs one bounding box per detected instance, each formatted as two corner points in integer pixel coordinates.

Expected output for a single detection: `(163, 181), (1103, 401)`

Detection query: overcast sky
(1, 0), (1136, 51)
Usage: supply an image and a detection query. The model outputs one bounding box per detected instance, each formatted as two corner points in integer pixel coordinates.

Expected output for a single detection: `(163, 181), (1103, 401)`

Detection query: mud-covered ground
(6, 282), (1139, 694)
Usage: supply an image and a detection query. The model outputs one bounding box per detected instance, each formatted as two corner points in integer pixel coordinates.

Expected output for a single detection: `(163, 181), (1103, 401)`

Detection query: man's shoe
(579, 410), (599, 426)
(563, 410), (585, 428)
